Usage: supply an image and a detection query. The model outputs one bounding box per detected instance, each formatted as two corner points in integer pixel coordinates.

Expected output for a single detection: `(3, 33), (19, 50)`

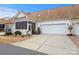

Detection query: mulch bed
(68, 35), (79, 48)
(0, 35), (31, 44)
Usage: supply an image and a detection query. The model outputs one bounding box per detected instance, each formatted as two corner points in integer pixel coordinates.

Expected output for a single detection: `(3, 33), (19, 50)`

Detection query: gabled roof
(11, 11), (31, 21)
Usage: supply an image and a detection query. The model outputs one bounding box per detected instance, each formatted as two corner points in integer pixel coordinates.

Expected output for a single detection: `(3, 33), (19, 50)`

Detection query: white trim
(40, 23), (67, 26)
(0, 32), (5, 35)
(13, 11), (35, 22)
(36, 18), (71, 22)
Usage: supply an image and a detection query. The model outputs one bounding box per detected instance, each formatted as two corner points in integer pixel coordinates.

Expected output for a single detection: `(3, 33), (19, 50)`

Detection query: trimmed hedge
(15, 31), (22, 35)
(5, 32), (12, 35)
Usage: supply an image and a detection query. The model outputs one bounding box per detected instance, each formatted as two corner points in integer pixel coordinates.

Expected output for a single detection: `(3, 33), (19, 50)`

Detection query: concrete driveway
(11, 35), (79, 55)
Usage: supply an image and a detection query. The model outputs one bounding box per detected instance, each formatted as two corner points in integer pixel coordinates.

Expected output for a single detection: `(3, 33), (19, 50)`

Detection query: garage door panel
(40, 24), (68, 34)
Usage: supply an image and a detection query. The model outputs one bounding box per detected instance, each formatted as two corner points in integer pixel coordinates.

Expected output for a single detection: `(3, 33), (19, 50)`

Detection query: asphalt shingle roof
(25, 5), (79, 22)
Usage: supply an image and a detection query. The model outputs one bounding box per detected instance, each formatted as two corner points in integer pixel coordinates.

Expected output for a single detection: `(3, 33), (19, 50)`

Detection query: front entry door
(28, 24), (32, 34)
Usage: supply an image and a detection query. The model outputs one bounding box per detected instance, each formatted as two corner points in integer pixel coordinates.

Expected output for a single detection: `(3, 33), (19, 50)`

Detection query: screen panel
(16, 21), (27, 29)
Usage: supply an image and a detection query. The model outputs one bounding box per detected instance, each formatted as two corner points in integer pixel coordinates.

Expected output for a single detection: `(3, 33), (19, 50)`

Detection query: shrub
(22, 35), (25, 37)
(15, 31), (22, 35)
(68, 25), (73, 35)
(5, 32), (12, 35)
(5, 28), (12, 35)
(35, 27), (41, 34)
(32, 29), (36, 34)
(38, 27), (41, 34)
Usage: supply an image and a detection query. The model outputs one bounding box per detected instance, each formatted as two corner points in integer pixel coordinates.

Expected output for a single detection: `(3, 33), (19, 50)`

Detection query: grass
(0, 35), (31, 44)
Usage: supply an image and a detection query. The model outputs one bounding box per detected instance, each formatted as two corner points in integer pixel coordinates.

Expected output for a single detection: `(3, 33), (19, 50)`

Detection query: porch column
(27, 21), (29, 35)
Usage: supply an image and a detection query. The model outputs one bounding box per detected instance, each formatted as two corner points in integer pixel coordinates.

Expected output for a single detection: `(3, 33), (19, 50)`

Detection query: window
(0, 24), (5, 32)
(16, 21), (27, 29)
(0, 24), (5, 29)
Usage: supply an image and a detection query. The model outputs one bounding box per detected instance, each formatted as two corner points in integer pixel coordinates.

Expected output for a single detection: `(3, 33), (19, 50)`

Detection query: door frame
(28, 24), (32, 35)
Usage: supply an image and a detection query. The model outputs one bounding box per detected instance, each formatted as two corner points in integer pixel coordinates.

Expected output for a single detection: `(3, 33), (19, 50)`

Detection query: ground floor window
(0, 24), (5, 28)
(16, 21), (27, 29)
(0, 24), (5, 32)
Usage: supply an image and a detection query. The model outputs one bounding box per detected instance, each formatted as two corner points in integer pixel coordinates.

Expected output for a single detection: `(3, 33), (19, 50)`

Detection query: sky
(0, 4), (73, 18)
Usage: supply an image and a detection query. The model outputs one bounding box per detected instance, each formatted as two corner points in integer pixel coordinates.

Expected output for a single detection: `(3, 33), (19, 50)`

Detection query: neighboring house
(0, 18), (13, 35)
(0, 5), (79, 36)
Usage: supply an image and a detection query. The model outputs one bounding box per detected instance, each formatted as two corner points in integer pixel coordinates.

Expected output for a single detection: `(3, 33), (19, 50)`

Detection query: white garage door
(40, 24), (68, 34)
